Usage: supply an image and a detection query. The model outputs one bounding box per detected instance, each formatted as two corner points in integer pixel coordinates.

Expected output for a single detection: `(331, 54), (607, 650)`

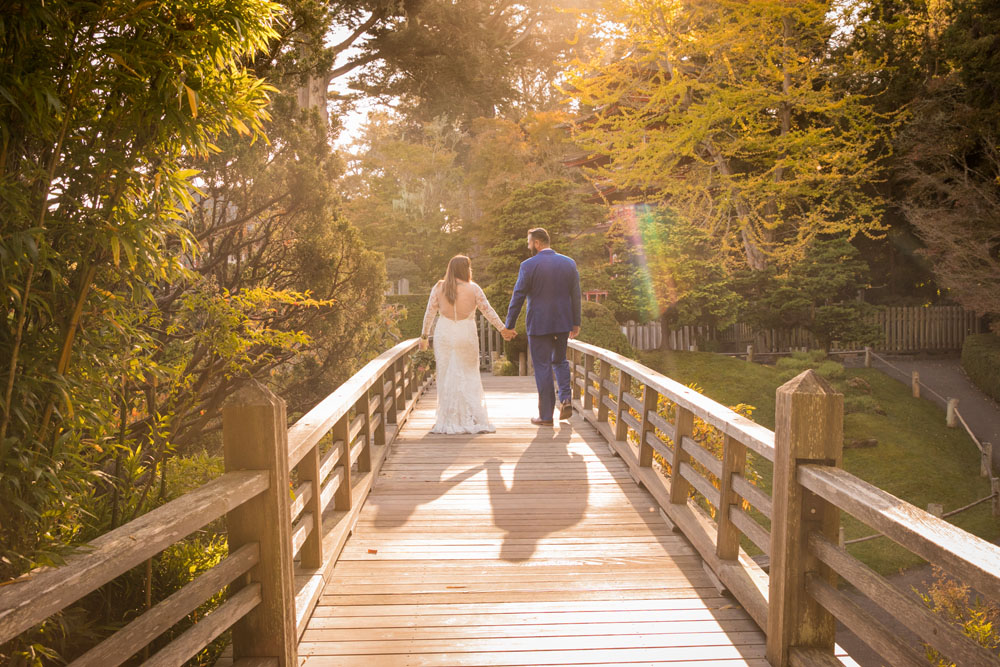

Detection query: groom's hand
(569, 326), (580, 339)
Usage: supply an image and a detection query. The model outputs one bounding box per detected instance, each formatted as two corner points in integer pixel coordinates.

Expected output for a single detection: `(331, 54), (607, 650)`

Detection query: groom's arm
(505, 262), (530, 329)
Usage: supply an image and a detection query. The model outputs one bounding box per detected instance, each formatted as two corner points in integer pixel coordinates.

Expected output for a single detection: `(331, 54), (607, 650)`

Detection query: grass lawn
(638, 350), (999, 575)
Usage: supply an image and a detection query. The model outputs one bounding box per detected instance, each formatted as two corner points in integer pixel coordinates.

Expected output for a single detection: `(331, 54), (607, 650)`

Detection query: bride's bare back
(437, 281), (480, 320)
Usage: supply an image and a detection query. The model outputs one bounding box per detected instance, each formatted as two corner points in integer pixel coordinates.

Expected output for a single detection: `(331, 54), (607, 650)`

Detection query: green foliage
(492, 357), (519, 376)
(604, 207), (659, 324)
(921, 568), (1000, 665)
(638, 209), (742, 332)
(484, 179), (607, 311)
(386, 294), (433, 341)
(737, 238), (882, 350)
(564, 0), (894, 271)
(577, 302), (634, 358)
(962, 334), (1000, 403)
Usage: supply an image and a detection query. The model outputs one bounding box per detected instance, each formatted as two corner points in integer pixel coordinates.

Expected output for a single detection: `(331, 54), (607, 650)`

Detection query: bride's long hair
(441, 255), (471, 305)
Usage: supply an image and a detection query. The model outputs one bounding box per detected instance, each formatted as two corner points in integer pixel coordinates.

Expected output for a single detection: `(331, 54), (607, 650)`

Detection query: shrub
(577, 301), (635, 357)
(920, 567), (1000, 665)
(844, 395), (885, 415)
(492, 357), (519, 376)
(386, 294), (431, 340)
(962, 334), (1000, 403)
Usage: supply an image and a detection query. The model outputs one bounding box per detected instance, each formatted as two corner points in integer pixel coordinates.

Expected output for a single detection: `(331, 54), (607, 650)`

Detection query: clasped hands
(500, 328), (517, 341)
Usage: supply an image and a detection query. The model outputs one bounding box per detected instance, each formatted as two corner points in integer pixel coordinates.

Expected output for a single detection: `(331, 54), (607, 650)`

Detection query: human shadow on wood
(484, 424), (588, 562)
(369, 431), (487, 529)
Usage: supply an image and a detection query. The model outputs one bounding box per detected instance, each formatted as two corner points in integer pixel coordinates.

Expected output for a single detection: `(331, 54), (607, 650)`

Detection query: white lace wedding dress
(421, 281), (506, 434)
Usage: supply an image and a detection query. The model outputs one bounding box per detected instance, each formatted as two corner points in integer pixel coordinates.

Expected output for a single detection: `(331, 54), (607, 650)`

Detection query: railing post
(403, 356), (414, 403)
(333, 414), (353, 511)
(597, 360), (611, 422)
(375, 381), (388, 445)
(716, 434), (747, 560)
(767, 370), (843, 666)
(864, 346), (872, 368)
(614, 372), (631, 441)
(668, 407), (694, 503)
(638, 384), (658, 468)
(223, 383), (296, 667)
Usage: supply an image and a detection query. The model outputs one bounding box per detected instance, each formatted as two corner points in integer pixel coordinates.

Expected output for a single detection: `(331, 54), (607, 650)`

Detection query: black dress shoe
(530, 417), (554, 426)
(559, 401), (573, 420)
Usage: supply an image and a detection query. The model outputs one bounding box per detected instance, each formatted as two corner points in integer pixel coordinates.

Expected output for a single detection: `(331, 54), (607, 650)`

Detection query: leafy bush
(920, 568), (1000, 665)
(386, 294), (432, 340)
(961, 334), (1000, 403)
(844, 395), (885, 415)
(492, 357), (519, 376)
(577, 301), (635, 357)
(775, 351), (845, 382)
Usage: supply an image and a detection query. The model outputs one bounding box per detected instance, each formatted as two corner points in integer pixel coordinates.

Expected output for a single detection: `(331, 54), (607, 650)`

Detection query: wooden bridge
(3, 339), (1000, 666)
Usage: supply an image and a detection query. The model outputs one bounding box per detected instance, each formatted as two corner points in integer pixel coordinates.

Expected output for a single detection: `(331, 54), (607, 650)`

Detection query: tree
(563, 0), (894, 271)
(638, 209), (742, 337)
(484, 180), (607, 312)
(738, 237), (881, 351)
(0, 0), (282, 578)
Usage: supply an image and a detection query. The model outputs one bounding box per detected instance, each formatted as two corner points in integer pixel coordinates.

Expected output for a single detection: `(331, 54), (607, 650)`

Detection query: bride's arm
(473, 284), (506, 331)
(421, 284), (440, 338)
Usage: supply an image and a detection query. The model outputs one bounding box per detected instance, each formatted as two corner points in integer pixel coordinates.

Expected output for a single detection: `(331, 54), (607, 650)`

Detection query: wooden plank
(680, 435), (723, 479)
(0, 470), (267, 644)
(809, 533), (997, 666)
(732, 474), (772, 518)
(798, 464), (1000, 603)
(717, 434), (748, 560)
(144, 583), (261, 667)
(69, 544), (259, 667)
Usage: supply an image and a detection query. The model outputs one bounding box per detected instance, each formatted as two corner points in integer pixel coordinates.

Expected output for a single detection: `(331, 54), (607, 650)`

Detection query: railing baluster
(298, 444), (323, 569)
(571, 348), (581, 401)
(669, 406), (694, 503)
(395, 359), (406, 412)
(222, 383), (296, 666)
(597, 360), (611, 422)
(358, 395), (372, 472)
(638, 384), (658, 467)
(333, 414), (352, 511)
(614, 371), (631, 441)
(716, 434), (747, 560)
(583, 353), (594, 411)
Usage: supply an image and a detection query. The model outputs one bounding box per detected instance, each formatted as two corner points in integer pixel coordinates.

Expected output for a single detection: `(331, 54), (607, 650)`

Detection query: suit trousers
(528, 332), (572, 420)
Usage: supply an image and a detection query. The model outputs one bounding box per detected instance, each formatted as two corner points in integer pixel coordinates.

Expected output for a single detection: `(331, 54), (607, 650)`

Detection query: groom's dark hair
(528, 227), (550, 244)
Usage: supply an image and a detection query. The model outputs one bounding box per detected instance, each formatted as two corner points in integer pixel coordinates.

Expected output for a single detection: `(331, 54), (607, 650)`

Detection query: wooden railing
(569, 340), (1000, 666)
(0, 339), (429, 667)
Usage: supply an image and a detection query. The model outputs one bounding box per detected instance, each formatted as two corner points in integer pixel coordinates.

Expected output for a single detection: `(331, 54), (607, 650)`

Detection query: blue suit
(505, 249), (582, 420)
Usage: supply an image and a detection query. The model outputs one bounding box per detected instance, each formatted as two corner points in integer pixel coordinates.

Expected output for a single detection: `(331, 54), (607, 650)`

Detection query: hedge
(386, 294), (430, 340)
(961, 334), (1000, 403)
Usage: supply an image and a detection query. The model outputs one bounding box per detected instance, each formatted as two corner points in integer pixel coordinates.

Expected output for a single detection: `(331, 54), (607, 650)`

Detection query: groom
(504, 228), (582, 426)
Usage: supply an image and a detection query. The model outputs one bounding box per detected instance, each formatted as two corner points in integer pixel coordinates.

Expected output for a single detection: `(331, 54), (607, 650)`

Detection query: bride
(420, 255), (515, 434)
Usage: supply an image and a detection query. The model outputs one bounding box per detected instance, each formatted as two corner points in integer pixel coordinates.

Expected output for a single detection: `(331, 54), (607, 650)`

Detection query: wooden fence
(0, 339), (431, 666)
(623, 305), (983, 353)
(569, 339), (1000, 666)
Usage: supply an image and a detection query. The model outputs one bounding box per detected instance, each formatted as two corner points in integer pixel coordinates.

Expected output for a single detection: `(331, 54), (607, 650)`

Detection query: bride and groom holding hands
(419, 227), (582, 433)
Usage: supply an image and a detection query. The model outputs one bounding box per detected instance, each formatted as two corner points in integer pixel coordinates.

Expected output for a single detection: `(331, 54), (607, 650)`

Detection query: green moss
(638, 350), (999, 575)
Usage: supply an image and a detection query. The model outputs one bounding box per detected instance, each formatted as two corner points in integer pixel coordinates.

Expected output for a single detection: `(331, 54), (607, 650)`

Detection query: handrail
(568, 339), (1000, 667)
(0, 470), (268, 644)
(287, 339), (419, 469)
(0, 339), (432, 667)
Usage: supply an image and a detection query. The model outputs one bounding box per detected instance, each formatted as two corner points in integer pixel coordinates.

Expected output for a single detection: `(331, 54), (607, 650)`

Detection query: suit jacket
(505, 248), (582, 336)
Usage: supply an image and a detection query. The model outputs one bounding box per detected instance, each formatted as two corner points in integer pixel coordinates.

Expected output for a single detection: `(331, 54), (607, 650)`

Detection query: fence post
(983, 442), (994, 478)
(668, 407), (694, 504)
(518, 351), (527, 377)
(638, 385), (659, 468)
(358, 395), (372, 472)
(912, 371), (920, 399)
(223, 383), (296, 667)
(570, 348), (581, 401)
(746, 344), (754, 363)
(583, 353), (594, 412)
(864, 346), (872, 368)
(767, 370), (843, 666)
(946, 399), (959, 428)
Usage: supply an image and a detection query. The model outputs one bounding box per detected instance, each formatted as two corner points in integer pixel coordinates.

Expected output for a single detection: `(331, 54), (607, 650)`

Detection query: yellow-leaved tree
(563, 0), (896, 270)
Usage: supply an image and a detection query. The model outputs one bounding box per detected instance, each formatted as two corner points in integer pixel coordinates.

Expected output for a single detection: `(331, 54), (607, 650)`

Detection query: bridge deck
(298, 375), (769, 666)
